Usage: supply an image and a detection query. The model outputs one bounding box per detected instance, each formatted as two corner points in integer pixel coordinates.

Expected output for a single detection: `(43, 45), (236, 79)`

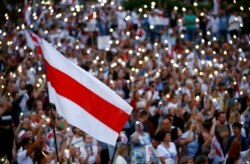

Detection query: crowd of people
(0, 0), (250, 163)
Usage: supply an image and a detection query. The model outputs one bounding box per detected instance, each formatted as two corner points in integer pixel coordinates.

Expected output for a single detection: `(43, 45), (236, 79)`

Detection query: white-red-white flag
(25, 30), (43, 55)
(41, 39), (132, 146)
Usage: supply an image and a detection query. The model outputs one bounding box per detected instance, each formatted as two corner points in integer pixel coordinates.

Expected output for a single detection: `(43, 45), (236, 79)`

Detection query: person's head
(229, 111), (240, 124)
(159, 131), (171, 143)
(151, 136), (160, 149)
(232, 122), (242, 136)
(35, 99), (43, 111)
(217, 111), (226, 125)
(19, 136), (33, 150)
(161, 116), (172, 131)
(195, 112), (204, 122)
(149, 81), (155, 90)
(116, 144), (129, 157)
(182, 93), (190, 103)
(137, 110), (148, 122)
(84, 134), (93, 144)
(135, 120), (144, 133)
(195, 155), (208, 164)
(180, 155), (194, 164)
(201, 120), (212, 132)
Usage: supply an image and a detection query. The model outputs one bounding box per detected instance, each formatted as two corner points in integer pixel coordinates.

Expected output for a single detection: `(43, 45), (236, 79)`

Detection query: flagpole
(50, 105), (60, 162)
(110, 143), (117, 164)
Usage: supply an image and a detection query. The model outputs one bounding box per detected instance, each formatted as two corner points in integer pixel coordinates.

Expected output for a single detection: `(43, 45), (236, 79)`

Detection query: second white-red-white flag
(41, 39), (132, 146)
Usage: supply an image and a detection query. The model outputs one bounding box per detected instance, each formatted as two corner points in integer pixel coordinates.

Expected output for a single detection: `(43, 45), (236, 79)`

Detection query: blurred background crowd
(0, 0), (250, 163)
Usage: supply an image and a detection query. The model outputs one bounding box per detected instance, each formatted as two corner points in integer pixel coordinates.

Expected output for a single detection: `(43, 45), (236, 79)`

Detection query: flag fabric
(41, 39), (133, 146)
(25, 30), (43, 55)
(212, 136), (225, 162)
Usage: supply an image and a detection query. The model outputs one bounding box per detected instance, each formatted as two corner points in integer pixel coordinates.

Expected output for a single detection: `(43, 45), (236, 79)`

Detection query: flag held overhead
(41, 39), (132, 146)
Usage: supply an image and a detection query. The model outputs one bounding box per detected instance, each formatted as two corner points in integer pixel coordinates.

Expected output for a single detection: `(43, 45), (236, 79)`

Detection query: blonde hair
(228, 111), (240, 124)
(116, 144), (129, 156)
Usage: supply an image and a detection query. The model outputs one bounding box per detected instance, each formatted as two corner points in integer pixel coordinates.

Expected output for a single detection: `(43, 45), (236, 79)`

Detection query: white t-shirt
(17, 150), (33, 164)
(81, 144), (98, 164)
(156, 142), (177, 164)
(114, 155), (127, 164)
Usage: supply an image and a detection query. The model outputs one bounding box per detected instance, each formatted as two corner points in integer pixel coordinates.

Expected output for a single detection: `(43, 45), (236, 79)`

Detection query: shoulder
(17, 149), (27, 159)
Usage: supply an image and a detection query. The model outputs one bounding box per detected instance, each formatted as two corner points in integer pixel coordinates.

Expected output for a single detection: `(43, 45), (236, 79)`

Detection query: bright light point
(150, 25), (154, 29)
(178, 54), (181, 59)
(182, 7), (186, 12)
(194, 68), (198, 74)
(185, 49), (190, 54)
(138, 8), (143, 12)
(174, 6), (178, 10)
(220, 64), (223, 69)
(193, 2), (198, 7)
(125, 15), (131, 21)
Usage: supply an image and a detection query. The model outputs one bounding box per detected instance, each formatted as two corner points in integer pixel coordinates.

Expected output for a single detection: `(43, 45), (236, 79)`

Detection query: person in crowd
(156, 131), (178, 164)
(113, 144), (130, 164)
(130, 120), (151, 164)
(215, 111), (230, 155)
(226, 122), (248, 152)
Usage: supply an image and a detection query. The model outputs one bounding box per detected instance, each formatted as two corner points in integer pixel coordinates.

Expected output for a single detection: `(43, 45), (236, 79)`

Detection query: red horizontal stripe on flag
(45, 60), (129, 133)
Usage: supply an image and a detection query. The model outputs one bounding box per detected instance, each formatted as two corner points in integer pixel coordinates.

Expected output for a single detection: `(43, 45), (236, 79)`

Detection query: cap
(18, 130), (33, 141)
